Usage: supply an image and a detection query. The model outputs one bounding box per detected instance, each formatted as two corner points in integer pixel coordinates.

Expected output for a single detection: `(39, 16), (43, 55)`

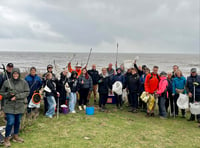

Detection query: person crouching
(0, 68), (30, 147)
(156, 71), (168, 119)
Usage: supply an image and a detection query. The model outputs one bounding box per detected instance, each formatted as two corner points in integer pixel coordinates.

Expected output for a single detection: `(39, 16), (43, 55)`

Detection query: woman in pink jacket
(156, 71), (168, 119)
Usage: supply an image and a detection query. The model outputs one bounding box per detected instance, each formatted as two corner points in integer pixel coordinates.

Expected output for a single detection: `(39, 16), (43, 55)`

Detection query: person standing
(107, 63), (115, 76)
(0, 63), (14, 110)
(68, 71), (79, 113)
(112, 68), (126, 109)
(127, 68), (141, 113)
(25, 67), (42, 114)
(165, 72), (173, 115)
(98, 68), (111, 112)
(156, 71), (168, 119)
(186, 68), (200, 123)
(44, 73), (59, 118)
(0, 68), (30, 147)
(172, 70), (187, 118)
(78, 68), (93, 110)
(124, 68), (132, 106)
(88, 64), (99, 104)
(172, 65), (179, 78)
(42, 64), (57, 114)
(144, 66), (160, 117)
(68, 63), (82, 77)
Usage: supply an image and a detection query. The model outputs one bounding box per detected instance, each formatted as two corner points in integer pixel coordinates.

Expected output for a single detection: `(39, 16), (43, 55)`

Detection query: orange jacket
(68, 65), (82, 77)
(144, 73), (160, 94)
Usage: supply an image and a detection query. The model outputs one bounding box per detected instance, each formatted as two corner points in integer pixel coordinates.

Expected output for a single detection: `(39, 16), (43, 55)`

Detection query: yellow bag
(140, 92), (150, 103)
(147, 95), (155, 111)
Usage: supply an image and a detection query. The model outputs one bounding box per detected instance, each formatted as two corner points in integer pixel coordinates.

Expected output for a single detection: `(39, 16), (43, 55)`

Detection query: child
(68, 71), (78, 113)
(44, 73), (59, 118)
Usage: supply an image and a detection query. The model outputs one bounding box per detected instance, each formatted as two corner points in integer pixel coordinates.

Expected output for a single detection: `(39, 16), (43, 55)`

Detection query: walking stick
(85, 48), (92, 68)
(115, 43), (119, 69)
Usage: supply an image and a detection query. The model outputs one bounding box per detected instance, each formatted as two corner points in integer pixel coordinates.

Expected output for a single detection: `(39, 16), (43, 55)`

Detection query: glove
(193, 82), (199, 87)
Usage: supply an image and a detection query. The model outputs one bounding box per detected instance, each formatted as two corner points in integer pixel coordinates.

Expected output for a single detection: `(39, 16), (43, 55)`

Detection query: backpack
(149, 73), (160, 81)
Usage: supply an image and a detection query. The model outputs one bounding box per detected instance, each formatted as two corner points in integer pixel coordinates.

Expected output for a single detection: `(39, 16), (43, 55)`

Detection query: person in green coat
(0, 68), (30, 147)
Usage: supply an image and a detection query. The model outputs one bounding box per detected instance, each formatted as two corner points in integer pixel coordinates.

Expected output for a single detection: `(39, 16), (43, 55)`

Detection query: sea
(0, 52), (199, 76)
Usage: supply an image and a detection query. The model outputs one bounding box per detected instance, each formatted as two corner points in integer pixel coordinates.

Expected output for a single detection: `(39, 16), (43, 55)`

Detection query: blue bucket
(86, 106), (95, 115)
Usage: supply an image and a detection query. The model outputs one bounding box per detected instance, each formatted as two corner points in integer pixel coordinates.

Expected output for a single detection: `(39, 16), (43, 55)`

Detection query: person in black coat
(88, 64), (99, 103)
(124, 69), (132, 106)
(98, 68), (111, 112)
(127, 68), (141, 113)
(186, 68), (200, 124)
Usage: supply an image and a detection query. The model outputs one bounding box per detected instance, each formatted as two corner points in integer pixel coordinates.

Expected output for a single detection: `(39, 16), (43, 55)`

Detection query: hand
(81, 80), (84, 84)
(11, 96), (16, 101)
(146, 92), (149, 96)
(68, 62), (71, 66)
(57, 92), (60, 97)
(134, 60), (136, 64)
(188, 92), (192, 98)
(172, 93), (175, 96)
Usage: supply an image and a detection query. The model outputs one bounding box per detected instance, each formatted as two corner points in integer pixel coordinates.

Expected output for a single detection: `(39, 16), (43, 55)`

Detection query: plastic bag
(177, 94), (189, 109)
(112, 81), (123, 95)
(190, 102), (200, 115)
(140, 91), (150, 103)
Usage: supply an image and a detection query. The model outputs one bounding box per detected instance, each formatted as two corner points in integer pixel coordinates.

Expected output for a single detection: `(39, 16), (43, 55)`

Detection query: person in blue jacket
(25, 67), (42, 113)
(172, 69), (187, 118)
(112, 68), (125, 109)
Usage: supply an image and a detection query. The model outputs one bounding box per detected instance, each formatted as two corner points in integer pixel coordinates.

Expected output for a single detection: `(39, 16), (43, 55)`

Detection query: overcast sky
(0, 0), (199, 53)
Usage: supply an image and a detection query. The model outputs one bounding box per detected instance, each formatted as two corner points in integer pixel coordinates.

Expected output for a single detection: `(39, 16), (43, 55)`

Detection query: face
(138, 66), (142, 71)
(131, 69), (136, 75)
(30, 69), (36, 76)
(73, 74), (77, 78)
(168, 73), (172, 79)
(47, 73), (53, 80)
(176, 71), (181, 77)
(173, 66), (178, 72)
(153, 67), (158, 74)
(108, 64), (112, 69)
(127, 69), (132, 73)
(120, 65), (124, 70)
(102, 69), (107, 75)
(63, 70), (68, 76)
(145, 70), (150, 75)
(48, 67), (53, 72)
(191, 72), (197, 77)
(76, 67), (81, 71)
(82, 69), (87, 74)
(7, 66), (13, 73)
(13, 72), (19, 80)
(92, 65), (96, 70)
(117, 69), (121, 74)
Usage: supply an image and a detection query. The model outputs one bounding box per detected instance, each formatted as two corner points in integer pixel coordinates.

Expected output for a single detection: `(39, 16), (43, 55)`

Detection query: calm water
(0, 52), (199, 76)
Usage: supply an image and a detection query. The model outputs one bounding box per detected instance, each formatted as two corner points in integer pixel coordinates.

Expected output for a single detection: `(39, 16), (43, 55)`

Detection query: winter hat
(191, 68), (197, 73)
(7, 63), (14, 68)
(47, 64), (53, 69)
(160, 71), (167, 77)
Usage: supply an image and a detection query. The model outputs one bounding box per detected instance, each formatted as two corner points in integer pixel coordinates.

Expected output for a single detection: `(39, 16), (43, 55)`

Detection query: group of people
(0, 61), (200, 147)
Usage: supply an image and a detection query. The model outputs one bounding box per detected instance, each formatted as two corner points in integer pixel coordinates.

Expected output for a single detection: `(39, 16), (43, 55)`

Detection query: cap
(7, 63), (13, 68)
(191, 68), (197, 73)
(47, 64), (53, 69)
(75, 64), (82, 68)
(160, 71), (167, 76)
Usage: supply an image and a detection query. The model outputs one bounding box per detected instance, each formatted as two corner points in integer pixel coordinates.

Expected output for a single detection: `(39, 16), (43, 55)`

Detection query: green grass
(8, 102), (200, 148)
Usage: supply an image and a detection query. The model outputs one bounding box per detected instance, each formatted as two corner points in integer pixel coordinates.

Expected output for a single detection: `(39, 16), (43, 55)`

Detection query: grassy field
(5, 101), (199, 148)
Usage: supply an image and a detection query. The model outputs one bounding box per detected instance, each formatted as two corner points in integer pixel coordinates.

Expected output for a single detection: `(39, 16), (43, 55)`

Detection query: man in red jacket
(144, 66), (160, 117)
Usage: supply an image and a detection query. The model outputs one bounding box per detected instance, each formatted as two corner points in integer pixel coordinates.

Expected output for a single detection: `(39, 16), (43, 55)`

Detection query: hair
(102, 67), (107, 71)
(153, 66), (159, 69)
(173, 65), (179, 68)
(131, 68), (137, 73)
(82, 68), (89, 79)
(30, 67), (36, 72)
(46, 72), (52, 80)
(175, 69), (183, 77)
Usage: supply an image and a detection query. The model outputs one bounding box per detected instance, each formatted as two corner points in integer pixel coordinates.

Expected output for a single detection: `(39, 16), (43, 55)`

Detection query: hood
(11, 68), (21, 80)
(71, 71), (78, 78)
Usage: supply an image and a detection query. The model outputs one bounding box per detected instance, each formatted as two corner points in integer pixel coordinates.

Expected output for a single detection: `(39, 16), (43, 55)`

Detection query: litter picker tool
(85, 48), (92, 68)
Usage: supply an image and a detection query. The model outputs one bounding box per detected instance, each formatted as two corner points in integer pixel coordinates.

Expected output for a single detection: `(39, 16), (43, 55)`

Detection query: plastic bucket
(62, 107), (69, 114)
(86, 106), (95, 115)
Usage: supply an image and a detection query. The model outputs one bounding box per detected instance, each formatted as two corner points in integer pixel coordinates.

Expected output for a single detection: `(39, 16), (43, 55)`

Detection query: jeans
(46, 96), (56, 117)
(165, 93), (174, 114)
(69, 92), (77, 112)
(158, 96), (167, 118)
(130, 92), (138, 109)
(99, 94), (108, 107)
(5, 114), (22, 137)
(44, 97), (49, 114)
